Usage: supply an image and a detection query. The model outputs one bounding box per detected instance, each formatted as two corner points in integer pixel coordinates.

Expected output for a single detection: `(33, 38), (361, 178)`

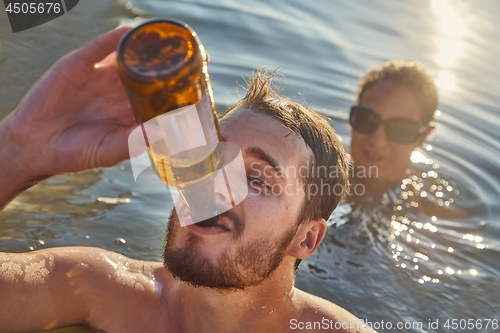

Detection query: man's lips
(186, 215), (232, 235)
(210, 215), (231, 231)
(177, 204), (234, 233)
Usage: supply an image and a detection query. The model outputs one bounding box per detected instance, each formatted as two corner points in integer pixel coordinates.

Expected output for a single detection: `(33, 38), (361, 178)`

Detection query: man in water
(0, 28), (375, 332)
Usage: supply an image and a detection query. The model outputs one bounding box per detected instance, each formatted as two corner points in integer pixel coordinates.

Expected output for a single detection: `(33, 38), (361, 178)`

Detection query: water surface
(1, 0), (499, 332)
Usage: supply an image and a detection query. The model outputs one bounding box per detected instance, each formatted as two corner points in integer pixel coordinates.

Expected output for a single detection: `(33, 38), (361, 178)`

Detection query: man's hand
(0, 27), (136, 209)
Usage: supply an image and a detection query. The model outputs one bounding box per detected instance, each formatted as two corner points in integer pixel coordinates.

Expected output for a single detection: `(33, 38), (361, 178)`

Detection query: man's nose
(214, 190), (233, 208)
(212, 142), (249, 210)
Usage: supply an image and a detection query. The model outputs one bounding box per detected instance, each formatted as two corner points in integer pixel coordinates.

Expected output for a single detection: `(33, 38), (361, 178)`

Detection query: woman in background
(348, 59), (463, 218)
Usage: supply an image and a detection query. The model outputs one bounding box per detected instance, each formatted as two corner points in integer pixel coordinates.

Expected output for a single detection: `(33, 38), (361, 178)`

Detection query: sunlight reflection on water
(1, 0), (499, 332)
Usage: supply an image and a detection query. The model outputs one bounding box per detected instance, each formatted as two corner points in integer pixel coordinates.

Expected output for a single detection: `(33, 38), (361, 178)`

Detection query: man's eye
(248, 177), (269, 188)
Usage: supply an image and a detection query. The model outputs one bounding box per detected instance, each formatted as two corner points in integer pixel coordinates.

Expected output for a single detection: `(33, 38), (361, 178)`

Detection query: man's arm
(0, 247), (163, 332)
(0, 119), (41, 210)
(0, 26), (136, 210)
(0, 248), (92, 332)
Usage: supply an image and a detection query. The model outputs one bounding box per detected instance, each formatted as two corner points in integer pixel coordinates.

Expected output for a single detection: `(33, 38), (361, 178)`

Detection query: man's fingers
(99, 125), (139, 168)
(78, 26), (132, 65)
(95, 51), (118, 68)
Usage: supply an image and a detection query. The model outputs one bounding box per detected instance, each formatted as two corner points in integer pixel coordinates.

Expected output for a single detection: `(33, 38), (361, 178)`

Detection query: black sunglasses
(349, 106), (427, 144)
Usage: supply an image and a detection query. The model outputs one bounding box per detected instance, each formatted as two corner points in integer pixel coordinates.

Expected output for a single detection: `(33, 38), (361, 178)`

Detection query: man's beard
(163, 209), (298, 291)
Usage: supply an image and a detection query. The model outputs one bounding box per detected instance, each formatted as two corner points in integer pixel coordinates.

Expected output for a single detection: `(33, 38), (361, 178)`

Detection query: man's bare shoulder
(46, 246), (167, 301)
(22, 246), (164, 281)
(293, 288), (377, 333)
(57, 246), (162, 271)
(0, 246), (169, 332)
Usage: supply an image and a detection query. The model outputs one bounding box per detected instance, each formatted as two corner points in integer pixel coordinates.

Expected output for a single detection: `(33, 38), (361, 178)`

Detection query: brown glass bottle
(117, 19), (222, 189)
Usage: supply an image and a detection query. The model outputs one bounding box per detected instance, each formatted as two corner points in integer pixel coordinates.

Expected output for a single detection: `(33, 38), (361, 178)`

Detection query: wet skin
(0, 108), (376, 333)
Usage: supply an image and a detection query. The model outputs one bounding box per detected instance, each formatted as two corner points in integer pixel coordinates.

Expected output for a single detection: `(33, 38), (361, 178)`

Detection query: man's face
(163, 108), (312, 290)
(350, 80), (427, 180)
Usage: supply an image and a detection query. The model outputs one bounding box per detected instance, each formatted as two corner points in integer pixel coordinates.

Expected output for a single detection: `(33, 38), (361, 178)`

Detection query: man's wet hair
(356, 59), (438, 124)
(221, 69), (350, 271)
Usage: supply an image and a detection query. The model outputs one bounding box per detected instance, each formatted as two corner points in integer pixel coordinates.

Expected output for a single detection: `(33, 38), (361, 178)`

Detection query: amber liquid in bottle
(117, 19), (223, 223)
(117, 19), (222, 190)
